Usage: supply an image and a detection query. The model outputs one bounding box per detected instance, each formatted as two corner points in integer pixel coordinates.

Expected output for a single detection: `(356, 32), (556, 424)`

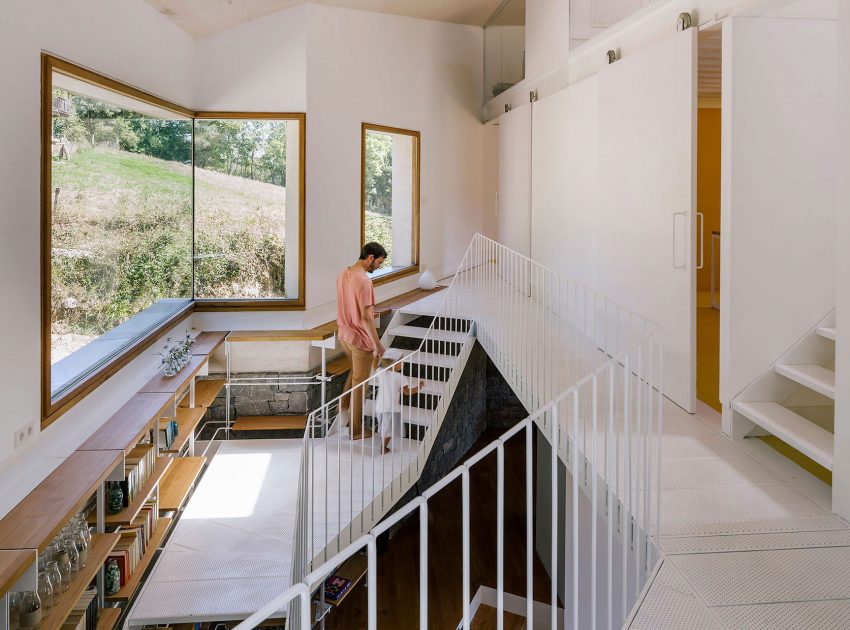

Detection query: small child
(374, 356), (424, 454)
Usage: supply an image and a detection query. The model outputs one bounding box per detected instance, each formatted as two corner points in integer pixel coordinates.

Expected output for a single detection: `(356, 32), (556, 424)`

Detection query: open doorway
(696, 25), (722, 413)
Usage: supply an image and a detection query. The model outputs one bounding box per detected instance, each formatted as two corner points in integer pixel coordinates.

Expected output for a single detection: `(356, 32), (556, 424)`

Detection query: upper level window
(46, 61), (193, 410)
(361, 123), (420, 284)
(194, 115), (304, 303)
(42, 56), (306, 425)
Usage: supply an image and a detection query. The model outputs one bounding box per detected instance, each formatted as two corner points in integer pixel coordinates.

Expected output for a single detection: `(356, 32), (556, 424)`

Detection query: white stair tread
(395, 348), (457, 369)
(733, 401), (833, 470)
(388, 325), (469, 344)
(363, 399), (435, 426)
(775, 363), (836, 399)
(816, 326), (836, 341)
(417, 379), (446, 397)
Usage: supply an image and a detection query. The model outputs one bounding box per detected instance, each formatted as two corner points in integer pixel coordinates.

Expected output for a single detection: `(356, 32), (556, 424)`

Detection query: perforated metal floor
(630, 400), (850, 629)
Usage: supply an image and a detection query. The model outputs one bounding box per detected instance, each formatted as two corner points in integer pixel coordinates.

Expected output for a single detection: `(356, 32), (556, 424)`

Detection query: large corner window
(361, 123), (420, 284)
(42, 55), (306, 425)
(44, 58), (194, 417)
(194, 114), (304, 304)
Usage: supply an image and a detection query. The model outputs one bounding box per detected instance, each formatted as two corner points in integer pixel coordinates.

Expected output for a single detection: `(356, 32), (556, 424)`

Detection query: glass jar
(45, 561), (63, 606)
(104, 559), (121, 596)
(9, 591), (21, 630)
(37, 571), (53, 615)
(61, 536), (80, 579)
(53, 547), (71, 592)
(72, 520), (90, 568)
(18, 591), (42, 630)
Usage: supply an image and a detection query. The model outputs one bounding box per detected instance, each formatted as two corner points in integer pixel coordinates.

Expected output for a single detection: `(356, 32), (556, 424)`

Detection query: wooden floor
(696, 293), (721, 413)
(326, 429), (552, 629)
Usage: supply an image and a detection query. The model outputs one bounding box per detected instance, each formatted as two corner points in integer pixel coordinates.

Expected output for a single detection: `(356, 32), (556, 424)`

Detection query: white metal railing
(244, 233), (662, 629)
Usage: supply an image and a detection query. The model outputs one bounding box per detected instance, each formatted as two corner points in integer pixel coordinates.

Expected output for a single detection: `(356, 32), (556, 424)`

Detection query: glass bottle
(9, 591), (21, 630)
(53, 547), (71, 592)
(45, 561), (63, 606)
(72, 520), (89, 568)
(18, 591), (42, 630)
(37, 571), (53, 615)
(61, 536), (79, 576)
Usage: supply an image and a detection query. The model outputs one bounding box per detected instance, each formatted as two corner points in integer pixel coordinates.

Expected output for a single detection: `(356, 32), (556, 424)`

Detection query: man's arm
(361, 303), (386, 357)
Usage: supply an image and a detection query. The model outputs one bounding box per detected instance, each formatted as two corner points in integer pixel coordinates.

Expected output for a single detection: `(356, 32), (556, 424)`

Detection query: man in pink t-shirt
(337, 242), (387, 439)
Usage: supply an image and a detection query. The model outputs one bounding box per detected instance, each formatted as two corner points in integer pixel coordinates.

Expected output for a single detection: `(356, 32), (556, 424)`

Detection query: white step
(396, 349), (457, 369)
(388, 325), (469, 344)
(816, 326), (836, 341)
(775, 363), (836, 399)
(363, 399), (435, 427)
(733, 401), (833, 470)
(418, 379), (446, 397)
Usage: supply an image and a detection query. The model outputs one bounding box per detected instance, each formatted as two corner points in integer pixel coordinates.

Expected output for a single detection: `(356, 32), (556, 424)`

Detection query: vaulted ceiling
(146, 0), (507, 39)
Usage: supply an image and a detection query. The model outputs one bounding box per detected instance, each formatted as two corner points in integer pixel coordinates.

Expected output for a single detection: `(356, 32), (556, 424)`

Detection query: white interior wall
(834, 0), (850, 519)
(525, 0), (571, 80)
(719, 16), (838, 430)
(0, 0), (196, 503)
(530, 74), (598, 288)
(304, 4), (484, 313)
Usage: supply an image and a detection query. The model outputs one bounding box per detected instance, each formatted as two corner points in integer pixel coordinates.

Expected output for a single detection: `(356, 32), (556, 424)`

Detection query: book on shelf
(61, 587), (98, 630)
(323, 575), (352, 602)
(158, 419), (179, 450)
(120, 444), (156, 507)
(104, 501), (159, 585)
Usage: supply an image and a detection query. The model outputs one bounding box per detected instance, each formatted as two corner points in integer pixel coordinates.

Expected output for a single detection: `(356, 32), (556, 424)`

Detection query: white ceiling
(146, 0), (507, 39)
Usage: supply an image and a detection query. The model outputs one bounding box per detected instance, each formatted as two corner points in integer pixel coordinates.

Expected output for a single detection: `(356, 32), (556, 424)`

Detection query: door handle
(696, 212), (704, 270)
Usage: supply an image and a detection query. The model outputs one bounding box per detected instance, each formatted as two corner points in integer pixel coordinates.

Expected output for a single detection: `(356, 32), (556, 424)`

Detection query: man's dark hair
(360, 242), (388, 260)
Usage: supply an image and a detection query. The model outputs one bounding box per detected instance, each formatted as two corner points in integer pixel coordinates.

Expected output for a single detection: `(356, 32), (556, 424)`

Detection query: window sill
(369, 265), (419, 286)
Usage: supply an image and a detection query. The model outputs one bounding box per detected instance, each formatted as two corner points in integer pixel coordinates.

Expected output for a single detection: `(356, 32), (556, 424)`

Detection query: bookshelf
(39, 533), (121, 630)
(158, 457), (206, 513)
(78, 393), (174, 454)
(180, 378), (225, 409)
(325, 554), (368, 607)
(103, 457), (173, 527)
(0, 450), (121, 552)
(0, 550), (35, 598)
(95, 605), (122, 630)
(190, 331), (228, 356)
(162, 407), (206, 454)
(104, 517), (172, 602)
(139, 356), (208, 395)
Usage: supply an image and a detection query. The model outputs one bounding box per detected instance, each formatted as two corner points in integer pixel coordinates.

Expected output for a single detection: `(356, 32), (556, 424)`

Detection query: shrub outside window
(361, 123), (420, 284)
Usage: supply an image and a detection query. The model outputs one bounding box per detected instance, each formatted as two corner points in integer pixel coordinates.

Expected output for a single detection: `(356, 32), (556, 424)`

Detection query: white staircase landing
(629, 401), (848, 629)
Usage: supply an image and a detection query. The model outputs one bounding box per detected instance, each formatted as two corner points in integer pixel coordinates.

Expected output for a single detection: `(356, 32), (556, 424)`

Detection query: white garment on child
(374, 369), (409, 414)
(378, 412), (402, 443)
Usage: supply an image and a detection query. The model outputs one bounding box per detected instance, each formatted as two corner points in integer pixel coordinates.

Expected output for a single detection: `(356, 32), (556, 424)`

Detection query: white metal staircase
(732, 311), (836, 471)
(253, 234), (662, 630)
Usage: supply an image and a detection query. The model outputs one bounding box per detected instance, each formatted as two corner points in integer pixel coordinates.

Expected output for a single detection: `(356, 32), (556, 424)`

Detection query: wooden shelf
(0, 450), (122, 552)
(105, 517), (172, 602)
(39, 533), (121, 630)
(227, 329), (334, 343)
(326, 554), (368, 607)
(158, 457), (207, 513)
(0, 549), (34, 597)
(190, 331), (228, 356)
(162, 406), (206, 454)
(79, 392), (173, 454)
(326, 355), (350, 376)
(231, 415), (307, 431)
(95, 607), (122, 630)
(104, 457), (173, 526)
(139, 356), (208, 395)
(179, 379), (225, 409)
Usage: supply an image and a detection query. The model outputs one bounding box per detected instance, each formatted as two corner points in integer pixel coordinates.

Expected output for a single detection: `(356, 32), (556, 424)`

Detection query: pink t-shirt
(336, 266), (376, 352)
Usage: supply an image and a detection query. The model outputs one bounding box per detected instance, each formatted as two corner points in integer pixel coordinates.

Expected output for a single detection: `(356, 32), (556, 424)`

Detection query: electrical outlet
(14, 420), (36, 450)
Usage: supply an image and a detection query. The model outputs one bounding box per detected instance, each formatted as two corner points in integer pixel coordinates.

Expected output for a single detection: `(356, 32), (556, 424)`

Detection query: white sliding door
(498, 103), (532, 257)
(532, 75), (599, 290)
(597, 29), (698, 412)
(719, 17), (837, 418)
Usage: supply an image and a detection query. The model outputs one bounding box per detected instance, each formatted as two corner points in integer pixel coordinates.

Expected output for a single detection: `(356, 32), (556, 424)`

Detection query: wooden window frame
(41, 54), (307, 427)
(360, 123), (421, 286)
